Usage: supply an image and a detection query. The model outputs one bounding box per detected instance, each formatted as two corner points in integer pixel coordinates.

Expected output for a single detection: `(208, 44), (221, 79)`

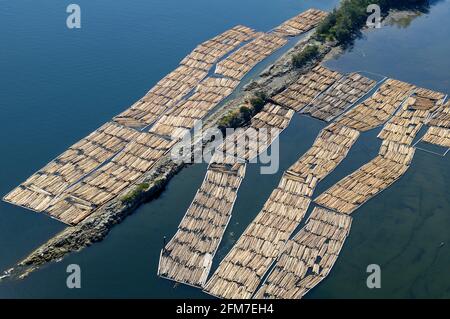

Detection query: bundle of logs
(421, 101), (450, 148)
(150, 77), (241, 140)
(203, 122), (359, 299)
(378, 90), (445, 145)
(272, 8), (328, 37)
(180, 25), (258, 72)
(217, 103), (294, 161)
(43, 132), (174, 225)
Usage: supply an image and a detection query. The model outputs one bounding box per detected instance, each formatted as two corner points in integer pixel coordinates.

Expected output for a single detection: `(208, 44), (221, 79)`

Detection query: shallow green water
(0, 0), (449, 298)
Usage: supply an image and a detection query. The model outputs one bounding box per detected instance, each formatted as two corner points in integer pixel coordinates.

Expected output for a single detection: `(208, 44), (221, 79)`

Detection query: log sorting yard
(2, 6), (449, 299)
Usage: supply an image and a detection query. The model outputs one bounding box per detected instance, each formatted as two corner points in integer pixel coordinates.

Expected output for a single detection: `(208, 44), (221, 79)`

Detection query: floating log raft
(158, 103), (293, 288)
(158, 162), (246, 288)
(254, 207), (352, 299)
(113, 65), (209, 128)
(257, 139), (417, 299)
(413, 87), (446, 106)
(335, 79), (415, 132)
(217, 103), (294, 161)
(181, 25), (258, 72)
(301, 73), (377, 121)
(215, 33), (288, 80)
(378, 90), (445, 145)
(36, 132), (175, 225)
(272, 65), (343, 112)
(150, 77), (240, 140)
(3, 122), (139, 215)
(287, 123), (360, 181)
(421, 126), (450, 148)
(272, 8), (328, 37)
(113, 26), (257, 129)
(315, 140), (415, 215)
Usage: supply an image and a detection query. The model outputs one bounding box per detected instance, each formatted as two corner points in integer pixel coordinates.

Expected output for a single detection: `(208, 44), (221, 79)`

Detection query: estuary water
(0, 0), (449, 298)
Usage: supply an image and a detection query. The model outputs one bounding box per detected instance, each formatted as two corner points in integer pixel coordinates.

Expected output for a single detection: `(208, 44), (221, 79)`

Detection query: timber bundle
(272, 9), (329, 37)
(315, 140), (415, 215)
(181, 26), (258, 72)
(217, 103), (294, 161)
(301, 73), (377, 121)
(158, 162), (246, 287)
(421, 101), (450, 148)
(378, 90), (446, 145)
(213, 9), (329, 81)
(150, 77), (240, 140)
(113, 65), (209, 128)
(428, 101), (450, 127)
(272, 65), (343, 112)
(42, 133), (175, 225)
(254, 207), (352, 299)
(256, 135), (419, 299)
(215, 34), (288, 80)
(203, 122), (359, 299)
(335, 79), (416, 131)
(3, 122), (139, 216)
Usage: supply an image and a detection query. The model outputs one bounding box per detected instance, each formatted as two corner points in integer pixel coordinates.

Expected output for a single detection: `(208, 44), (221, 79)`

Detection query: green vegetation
(315, 0), (429, 45)
(120, 182), (150, 204)
(292, 45), (320, 68)
(217, 91), (268, 131)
